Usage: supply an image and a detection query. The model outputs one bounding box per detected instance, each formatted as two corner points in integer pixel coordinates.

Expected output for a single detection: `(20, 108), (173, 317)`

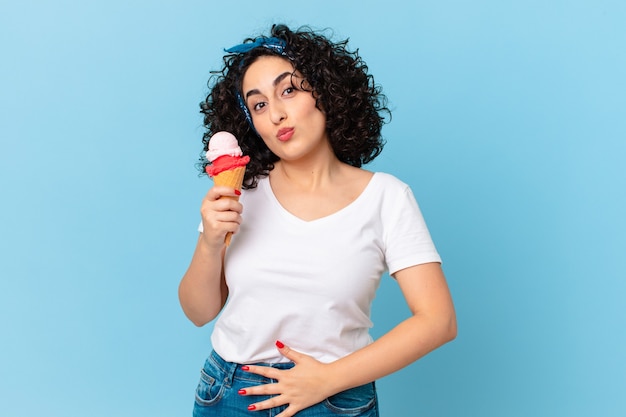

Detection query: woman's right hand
(199, 186), (243, 250)
(179, 185), (240, 326)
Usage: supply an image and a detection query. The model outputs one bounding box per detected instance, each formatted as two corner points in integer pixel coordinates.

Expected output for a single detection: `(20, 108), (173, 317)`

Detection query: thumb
(275, 340), (304, 363)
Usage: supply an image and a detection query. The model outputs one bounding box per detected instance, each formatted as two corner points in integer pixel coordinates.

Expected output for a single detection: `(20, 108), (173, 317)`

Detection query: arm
(178, 186), (242, 326)
(326, 262), (457, 389)
(242, 262), (456, 416)
(322, 263), (457, 386)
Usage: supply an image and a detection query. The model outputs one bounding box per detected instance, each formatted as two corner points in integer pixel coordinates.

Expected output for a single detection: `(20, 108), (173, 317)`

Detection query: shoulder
(370, 172), (411, 194)
(367, 172), (422, 218)
(338, 166), (407, 190)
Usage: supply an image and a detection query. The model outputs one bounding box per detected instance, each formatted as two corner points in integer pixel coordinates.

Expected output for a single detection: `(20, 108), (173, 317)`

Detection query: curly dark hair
(199, 24), (390, 189)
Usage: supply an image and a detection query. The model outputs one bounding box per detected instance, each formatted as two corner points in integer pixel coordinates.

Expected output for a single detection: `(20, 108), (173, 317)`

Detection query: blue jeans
(193, 350), (379, 416)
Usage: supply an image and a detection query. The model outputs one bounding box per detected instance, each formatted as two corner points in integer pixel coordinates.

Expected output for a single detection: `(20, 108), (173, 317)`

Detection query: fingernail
(276, 340), (285, 349)
(238, 389), (246, 395)
(248, 404), (256, 411)
(234, 189), (241, 195)
(241, 365), (250, 371)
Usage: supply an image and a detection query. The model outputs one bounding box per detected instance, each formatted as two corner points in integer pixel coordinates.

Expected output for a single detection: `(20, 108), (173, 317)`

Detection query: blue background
(1, 1), (624, 416)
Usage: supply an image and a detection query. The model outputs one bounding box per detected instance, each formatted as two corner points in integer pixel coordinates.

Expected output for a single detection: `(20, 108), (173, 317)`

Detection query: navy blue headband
(224, 37), (288, 132)
(225, 36), (287, 55)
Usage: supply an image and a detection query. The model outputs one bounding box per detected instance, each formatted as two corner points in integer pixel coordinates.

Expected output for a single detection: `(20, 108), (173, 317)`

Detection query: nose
(269, 101), (286, 124)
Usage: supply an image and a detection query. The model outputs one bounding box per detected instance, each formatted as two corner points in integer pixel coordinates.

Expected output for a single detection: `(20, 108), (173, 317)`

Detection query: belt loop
(210, 350), (237, 387)
(223, 357), (237, 387)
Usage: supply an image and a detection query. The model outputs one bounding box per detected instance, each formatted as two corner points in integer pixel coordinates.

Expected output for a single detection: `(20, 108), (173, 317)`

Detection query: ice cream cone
(205, 131), (249, 246)
(212, 165), (246, 190)
(212, 165), (246, 245)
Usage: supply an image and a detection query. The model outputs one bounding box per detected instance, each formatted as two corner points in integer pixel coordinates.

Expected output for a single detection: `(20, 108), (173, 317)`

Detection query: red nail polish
(234, 189), (241, 195)
(238, 389), (246, 395)
(241, 365), (250, 371)
(247, 404), (256, 411)
(276, 340), (285, 349)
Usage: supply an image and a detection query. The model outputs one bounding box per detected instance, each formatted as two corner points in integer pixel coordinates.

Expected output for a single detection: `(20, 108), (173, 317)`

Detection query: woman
(179, 24), (457, 417)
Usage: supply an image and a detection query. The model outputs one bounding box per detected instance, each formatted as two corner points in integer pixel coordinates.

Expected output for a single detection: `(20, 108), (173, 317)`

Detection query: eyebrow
(245, 71), (292, 100)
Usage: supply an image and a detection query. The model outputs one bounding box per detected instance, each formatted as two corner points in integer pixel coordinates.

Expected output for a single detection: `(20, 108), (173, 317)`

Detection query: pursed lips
(276, 127), (295, 142)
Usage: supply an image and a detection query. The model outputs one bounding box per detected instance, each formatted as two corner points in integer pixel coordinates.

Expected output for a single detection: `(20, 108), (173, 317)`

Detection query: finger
(275, 340), (304, 364)
(199, 212), (242, 245)
(275, 405), (299, 417)
(201, 198), (243, 217)
(207, 186), (241, 201)
(241, 364), (284, 380)
(200, 207), (242, 229)
(203, 194), (243, 211)
(238, 381), (281, 397)
(212, 209), (242, 224)
(246, 394), (288, 413)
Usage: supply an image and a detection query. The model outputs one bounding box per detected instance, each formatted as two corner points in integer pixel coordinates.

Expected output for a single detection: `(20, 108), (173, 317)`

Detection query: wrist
(198, 232), (226, 255)
(324, 360), (353, 395)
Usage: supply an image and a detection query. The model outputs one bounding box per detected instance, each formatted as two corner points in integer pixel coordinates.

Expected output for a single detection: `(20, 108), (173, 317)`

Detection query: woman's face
(242, 55), (329, 163)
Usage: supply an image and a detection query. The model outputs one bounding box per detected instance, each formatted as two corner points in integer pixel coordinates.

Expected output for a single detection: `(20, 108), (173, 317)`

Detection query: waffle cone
(212, 165), (246, 190)
(212, 165), (246, 246)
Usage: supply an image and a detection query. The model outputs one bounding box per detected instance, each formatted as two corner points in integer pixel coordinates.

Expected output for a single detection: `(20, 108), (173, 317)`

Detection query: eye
(282, 86), (296, 96)
(252, 101), (267, 111)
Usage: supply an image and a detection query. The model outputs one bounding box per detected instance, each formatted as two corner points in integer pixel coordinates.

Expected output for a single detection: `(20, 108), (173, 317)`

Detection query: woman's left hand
(240, 341), (336, 416)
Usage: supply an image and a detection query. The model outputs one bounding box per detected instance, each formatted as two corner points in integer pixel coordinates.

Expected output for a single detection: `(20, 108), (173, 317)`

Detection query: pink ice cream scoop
(204, 132), (250, 246)
(205, 132), (250, 177)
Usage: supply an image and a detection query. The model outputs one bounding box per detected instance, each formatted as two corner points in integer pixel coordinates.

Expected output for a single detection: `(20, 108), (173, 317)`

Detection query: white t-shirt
(201, 172), (441, 364)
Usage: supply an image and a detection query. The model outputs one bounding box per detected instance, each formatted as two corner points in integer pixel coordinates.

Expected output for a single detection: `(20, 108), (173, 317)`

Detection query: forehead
(242, 55), (295, 90)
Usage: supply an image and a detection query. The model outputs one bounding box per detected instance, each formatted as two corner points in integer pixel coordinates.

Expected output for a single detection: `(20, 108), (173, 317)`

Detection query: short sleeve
(382, 183), (441, 275)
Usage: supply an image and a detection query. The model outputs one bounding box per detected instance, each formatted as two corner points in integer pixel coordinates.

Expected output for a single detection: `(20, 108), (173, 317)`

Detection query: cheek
(260, 137), (282, 156)
(252, 121), (276, 149)
(251, 115), (270, 135)
(307, 108), (327, 132)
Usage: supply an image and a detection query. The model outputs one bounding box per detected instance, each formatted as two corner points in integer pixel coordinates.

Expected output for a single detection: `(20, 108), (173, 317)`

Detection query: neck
(272, 154), (344, 191)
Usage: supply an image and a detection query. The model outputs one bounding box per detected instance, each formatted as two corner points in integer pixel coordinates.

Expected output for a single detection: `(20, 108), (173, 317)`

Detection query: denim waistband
(208, 350), (295, 386)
